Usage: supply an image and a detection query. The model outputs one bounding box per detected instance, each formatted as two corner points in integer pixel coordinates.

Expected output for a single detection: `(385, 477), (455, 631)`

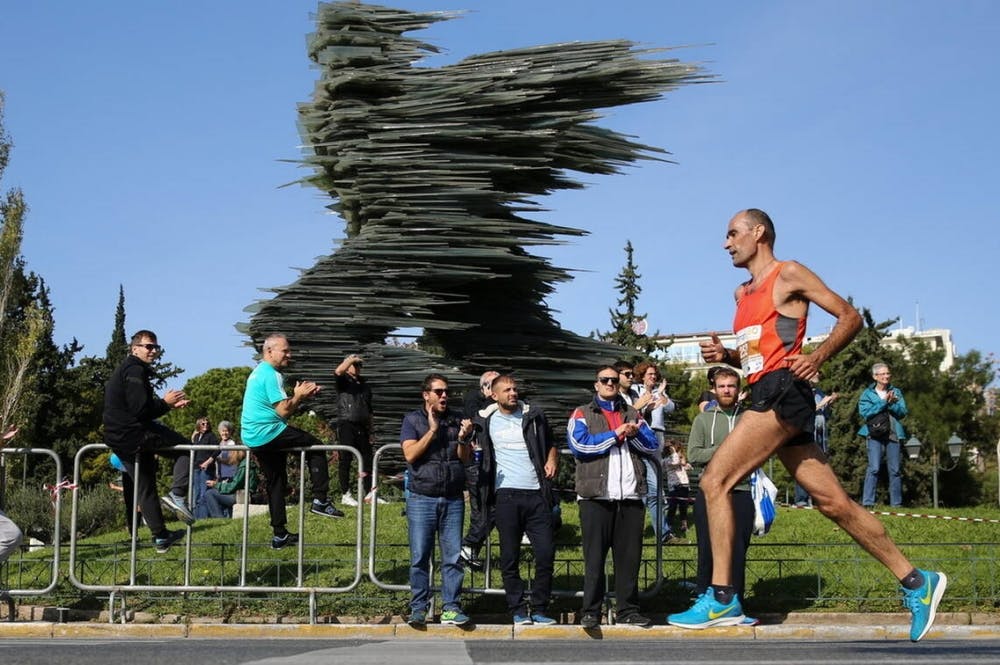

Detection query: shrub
(75, 484), (126, 538)
(2, 485), (54, 543)
(2, 482), (129, 544)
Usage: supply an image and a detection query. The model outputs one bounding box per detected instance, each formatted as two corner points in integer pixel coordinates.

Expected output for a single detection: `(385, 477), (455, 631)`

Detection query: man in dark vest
(400, 373), (475, 627)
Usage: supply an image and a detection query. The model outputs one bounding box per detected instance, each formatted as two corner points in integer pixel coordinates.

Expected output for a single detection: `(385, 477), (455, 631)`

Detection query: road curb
(2, 620), (999, 640)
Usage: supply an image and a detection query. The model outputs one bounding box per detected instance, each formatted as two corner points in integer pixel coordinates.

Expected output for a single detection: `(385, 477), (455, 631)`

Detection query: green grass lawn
(7, 498), (1000, 620)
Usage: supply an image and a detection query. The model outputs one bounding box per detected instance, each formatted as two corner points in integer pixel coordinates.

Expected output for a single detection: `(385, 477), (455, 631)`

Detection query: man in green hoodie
(685, 366), (754, 616)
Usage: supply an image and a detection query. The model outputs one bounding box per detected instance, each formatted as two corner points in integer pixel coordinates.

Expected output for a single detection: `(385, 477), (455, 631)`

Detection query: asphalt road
(2, 639), (1000, 665)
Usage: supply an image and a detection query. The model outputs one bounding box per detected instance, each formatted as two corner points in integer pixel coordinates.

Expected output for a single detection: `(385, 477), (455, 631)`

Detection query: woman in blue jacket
(857, 363), (908, 507)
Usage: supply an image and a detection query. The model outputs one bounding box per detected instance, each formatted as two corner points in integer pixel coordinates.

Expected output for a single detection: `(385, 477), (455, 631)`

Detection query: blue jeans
(643, 458), (670, 538)
(200, 489), (236, 518)
(406, 492), (465, 613)
(863, 438), (902, 507)
(192, 468), (214, 519)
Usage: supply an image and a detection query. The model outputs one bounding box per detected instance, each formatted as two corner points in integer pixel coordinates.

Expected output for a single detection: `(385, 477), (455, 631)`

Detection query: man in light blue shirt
(241, 334), (343, 550)
(473, 375), (559, 626)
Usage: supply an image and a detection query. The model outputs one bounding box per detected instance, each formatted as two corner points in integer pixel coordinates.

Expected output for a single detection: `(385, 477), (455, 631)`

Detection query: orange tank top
(732, 261), (806, 384)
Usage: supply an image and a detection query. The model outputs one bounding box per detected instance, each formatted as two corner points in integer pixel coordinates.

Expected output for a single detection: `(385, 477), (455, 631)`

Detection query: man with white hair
(858, 362), (908, 507)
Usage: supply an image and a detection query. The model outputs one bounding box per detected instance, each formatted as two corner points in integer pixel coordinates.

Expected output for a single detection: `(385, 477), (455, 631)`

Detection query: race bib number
(736, 324), (764, 376)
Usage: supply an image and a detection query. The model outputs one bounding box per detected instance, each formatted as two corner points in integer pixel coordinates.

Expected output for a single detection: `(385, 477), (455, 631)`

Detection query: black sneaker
(310, 500), (345, 518)
(580, 612), (601, 629)
(152, 529), (185, 553)
(271, 532), (299, 550)
(617, 613), (652, 627)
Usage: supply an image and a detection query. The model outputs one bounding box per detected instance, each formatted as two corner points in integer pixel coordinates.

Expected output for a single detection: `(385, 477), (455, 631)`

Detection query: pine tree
(97, 285), (182, 389)
(595, 241), (659, 359)
(105, 284), (128, 366)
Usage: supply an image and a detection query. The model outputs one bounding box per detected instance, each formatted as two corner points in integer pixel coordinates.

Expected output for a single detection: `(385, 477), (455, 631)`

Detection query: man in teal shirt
(241, 333), (343, 549)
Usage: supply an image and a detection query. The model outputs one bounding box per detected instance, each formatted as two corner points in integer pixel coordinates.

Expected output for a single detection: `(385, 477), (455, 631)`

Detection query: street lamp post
(903, 433), (965, 509)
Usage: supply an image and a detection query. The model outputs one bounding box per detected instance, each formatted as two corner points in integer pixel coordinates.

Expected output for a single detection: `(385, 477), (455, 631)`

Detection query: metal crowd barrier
(0, 447), (63, 619)
(7, 440), (675, 624)
(68, 443), (364, 623)
(368, 444), (669, 623)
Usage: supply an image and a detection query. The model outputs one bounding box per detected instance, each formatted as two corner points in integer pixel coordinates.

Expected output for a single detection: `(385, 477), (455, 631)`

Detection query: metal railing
(3, 441), (998, 622)
(68, 443), (365, 622)
(0, 447), (63, 605)
(367, 444), (672, 622)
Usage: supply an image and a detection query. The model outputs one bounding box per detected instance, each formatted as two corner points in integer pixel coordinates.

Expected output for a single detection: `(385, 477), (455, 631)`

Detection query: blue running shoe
(512, 613), (532, 625)
(160, 494), (195, 526)
(903, 569), (947, 642)
(530, 613), (557, 625)
(667, 587), (745, 629)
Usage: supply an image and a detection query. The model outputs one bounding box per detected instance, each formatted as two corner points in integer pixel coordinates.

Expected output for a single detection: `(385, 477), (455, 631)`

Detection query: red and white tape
(786, 502), (1000, 524)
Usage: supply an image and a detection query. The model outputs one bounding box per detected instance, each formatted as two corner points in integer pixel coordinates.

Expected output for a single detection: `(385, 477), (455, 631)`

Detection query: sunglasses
(597, 376), (620, 385)
(620, 371), (633, 378)
(136, 343), (162, 351)
(430, 388), (448, 396)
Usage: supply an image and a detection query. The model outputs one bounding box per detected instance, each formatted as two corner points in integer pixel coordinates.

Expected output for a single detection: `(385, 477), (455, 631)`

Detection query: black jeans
(112, 422), (190, 538)
(693, 488), (755, 599)
(578, 498), (645, 618)
(493, 488), (555, 615)
(462, 463), (494, 550)
(252, 426), (330, 535)
(337, 422), (372, 496)
(667, 484), (690, 525)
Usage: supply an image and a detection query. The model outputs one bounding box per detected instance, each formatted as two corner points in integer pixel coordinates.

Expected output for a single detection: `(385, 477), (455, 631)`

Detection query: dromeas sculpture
(243, 1), (711, 439)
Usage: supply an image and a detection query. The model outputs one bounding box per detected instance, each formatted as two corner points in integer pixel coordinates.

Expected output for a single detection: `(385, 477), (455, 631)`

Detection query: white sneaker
(364, 489), (389, 505)
(341, 492), (359, 507)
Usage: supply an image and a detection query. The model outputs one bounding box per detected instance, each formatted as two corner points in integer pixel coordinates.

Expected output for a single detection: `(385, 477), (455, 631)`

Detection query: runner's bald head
(739, 208), (776, 246)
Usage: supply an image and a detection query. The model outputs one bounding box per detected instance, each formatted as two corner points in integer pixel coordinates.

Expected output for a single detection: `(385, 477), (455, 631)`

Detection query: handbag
(867, 410), (892, 440)
(749, 468), (778, 537)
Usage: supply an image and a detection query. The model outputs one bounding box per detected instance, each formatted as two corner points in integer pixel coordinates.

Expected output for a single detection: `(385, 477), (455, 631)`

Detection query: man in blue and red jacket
(567, 364), (659, 629)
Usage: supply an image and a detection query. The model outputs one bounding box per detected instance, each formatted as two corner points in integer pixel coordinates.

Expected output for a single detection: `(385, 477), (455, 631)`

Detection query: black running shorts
(746, 368), (815, 446)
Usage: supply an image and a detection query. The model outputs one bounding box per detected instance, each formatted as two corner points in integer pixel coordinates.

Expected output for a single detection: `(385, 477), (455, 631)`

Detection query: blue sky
(2, 1), (998, 387)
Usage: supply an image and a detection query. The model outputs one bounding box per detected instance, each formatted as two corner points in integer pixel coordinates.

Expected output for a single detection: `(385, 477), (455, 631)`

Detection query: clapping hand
(164, 389), (190, 409)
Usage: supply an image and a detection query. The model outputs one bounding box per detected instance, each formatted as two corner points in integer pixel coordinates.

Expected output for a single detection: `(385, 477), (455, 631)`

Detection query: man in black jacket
(102, 330), (194, 552)
(459, 369), (499, 569)
(474, 374), (559, 625)
(333, 353), (375, 506)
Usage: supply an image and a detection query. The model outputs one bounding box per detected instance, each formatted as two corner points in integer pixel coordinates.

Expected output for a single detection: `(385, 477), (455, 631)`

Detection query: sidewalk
(1, 611), (998, 640)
